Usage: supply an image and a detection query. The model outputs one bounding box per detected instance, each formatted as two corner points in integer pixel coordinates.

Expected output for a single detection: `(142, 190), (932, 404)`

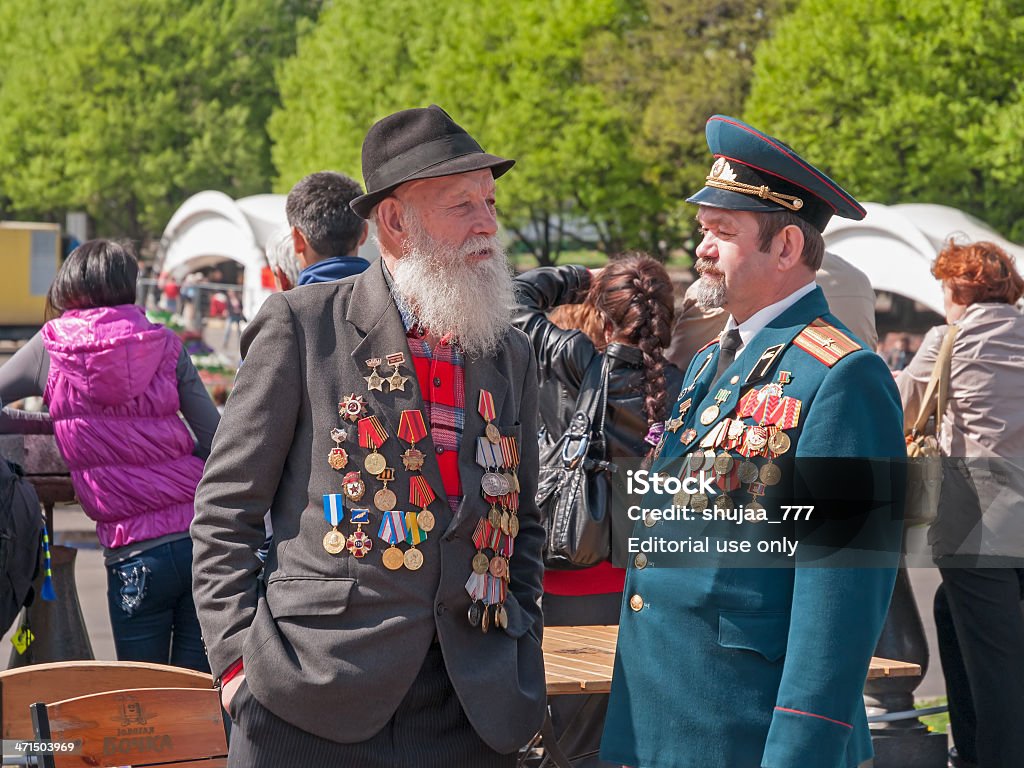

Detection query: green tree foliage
(746, 0), (1024, 240)
(586, 0), (794, 239)
(0, 0), (320, 241)
(271, 0), (669, 265)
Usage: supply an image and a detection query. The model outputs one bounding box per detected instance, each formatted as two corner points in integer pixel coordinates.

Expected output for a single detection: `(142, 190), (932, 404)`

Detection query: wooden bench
(1, 661), (213, 766)
(31, 687), (227, 768)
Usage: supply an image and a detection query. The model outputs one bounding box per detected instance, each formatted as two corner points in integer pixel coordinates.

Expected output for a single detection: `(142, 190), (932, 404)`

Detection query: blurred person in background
(512, 254), (683, 768)
(897, 239), (1024, 768)
(0, 239), (219, 671)
(265, 226), (302, 291)
(223, 289), (245, 347)
(287, 171), (371, 285)
(886, 334), (911, 371)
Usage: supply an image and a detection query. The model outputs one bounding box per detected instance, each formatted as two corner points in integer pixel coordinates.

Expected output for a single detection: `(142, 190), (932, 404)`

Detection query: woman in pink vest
(0, 240), (220, 671)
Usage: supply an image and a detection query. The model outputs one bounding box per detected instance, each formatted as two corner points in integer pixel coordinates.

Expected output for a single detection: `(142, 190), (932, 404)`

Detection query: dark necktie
(715, 328), (743, 383)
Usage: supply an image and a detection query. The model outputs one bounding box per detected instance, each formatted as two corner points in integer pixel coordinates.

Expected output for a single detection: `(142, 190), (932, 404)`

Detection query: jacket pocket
(718, 610), (789, 662)
(266, 576), (355, 619)
(501, 590), (537, 640)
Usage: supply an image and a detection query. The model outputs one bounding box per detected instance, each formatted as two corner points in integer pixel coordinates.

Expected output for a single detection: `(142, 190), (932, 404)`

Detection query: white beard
(390, 214), (515, 359)
(694, 259), (726, 309)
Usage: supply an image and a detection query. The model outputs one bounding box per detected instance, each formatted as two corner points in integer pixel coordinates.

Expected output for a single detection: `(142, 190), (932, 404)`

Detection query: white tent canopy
(157, 191), (283, 317)
(157, 191), (378, 317)
(824, 202), (1024, 316)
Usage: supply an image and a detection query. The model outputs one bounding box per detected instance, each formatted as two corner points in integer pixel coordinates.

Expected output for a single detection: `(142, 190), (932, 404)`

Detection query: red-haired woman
(513, 254), (683, 768)
(897, 239), (1024, 768)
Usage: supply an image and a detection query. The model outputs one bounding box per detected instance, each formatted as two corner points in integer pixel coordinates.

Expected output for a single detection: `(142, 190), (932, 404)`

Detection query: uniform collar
(724, 281), (816, 351)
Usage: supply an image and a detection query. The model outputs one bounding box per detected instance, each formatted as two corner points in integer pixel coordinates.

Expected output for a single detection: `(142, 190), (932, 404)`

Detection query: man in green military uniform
(601, 116), (904, 768)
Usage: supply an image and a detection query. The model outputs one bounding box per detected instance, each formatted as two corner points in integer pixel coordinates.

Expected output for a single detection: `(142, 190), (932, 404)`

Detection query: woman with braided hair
(512, 254), (683, 768)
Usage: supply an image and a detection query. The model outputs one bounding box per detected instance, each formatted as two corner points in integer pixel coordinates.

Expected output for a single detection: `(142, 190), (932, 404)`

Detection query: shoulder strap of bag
(561, 353), (611, 465)
(910, 325), (960, 435)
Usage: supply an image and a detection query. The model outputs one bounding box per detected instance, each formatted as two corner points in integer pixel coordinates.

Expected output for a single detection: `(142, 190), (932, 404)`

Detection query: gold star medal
(364, 358), (385, 392)
(385, 352), (410, 392)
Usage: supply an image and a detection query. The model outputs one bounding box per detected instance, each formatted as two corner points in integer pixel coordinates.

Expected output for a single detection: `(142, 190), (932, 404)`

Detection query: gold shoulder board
(792, 318), (861, 367)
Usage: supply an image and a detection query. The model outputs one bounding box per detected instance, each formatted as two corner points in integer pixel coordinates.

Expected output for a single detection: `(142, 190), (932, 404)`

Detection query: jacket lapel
(346, 264), (451, 522)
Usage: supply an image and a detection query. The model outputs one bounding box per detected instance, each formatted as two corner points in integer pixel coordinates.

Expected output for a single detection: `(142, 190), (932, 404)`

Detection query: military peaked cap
(686, 115), (866, 232)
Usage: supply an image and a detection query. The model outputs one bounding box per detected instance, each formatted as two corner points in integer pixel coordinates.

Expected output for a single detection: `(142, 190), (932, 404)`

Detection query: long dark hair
(590, 253), (675, 438)
(46, 239), (139, 317)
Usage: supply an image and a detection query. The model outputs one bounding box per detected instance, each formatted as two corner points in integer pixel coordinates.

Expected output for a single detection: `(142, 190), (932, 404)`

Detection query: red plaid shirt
(406, 331), (465, 516)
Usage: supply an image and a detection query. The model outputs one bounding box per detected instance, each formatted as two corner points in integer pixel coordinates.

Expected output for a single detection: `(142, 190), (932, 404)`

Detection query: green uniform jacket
(601, 287), (904, 768)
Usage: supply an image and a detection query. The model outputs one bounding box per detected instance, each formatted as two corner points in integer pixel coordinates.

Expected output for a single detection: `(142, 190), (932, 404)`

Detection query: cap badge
(710, 157), (738, 182)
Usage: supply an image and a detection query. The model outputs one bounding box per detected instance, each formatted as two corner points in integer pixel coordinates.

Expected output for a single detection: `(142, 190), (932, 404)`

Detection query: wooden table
(531, 625), (923, 767)
(543, 624), (922, 696)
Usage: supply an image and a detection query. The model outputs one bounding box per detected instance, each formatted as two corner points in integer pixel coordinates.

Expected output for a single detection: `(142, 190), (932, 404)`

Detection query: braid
(593, 253), (676, 459)
(633, 275), (671, 429)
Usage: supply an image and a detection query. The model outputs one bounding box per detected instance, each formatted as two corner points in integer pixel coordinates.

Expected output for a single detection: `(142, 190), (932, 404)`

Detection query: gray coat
(190, 263), (546, 752)
(898, 302), (1024, 560)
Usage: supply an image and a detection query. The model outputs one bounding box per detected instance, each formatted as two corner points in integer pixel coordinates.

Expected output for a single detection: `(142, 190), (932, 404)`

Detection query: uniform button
(433, 376), (442, 387)
(436, 603), (446, 616)
(629, 594), (644, 612)
(435, 445), (444, 455)
(634, 553), (648, 569)
(643, 514), (657, 528)
(730, 375), (740, 384)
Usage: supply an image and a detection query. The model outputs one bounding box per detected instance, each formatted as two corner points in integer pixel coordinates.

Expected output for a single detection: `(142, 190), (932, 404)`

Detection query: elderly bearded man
(601, 116), (905, 768)
(191, 105), (546, 768)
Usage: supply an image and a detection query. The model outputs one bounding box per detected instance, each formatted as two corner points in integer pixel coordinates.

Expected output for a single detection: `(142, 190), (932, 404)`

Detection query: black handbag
(535, 353), (616, 570)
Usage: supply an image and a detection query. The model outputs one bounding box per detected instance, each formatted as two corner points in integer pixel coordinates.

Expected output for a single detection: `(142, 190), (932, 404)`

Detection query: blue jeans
(106, 536), (210, 672)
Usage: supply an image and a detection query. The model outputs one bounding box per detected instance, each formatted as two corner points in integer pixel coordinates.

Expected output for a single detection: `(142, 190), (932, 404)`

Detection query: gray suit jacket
(191, 263), (547, 753)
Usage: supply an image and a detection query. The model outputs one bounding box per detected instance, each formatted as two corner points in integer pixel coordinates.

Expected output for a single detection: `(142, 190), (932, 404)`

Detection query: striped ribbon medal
(409, 475), (437, 532)
(398, 410), (428, 471)
(321, 494), (346, 554)
(404, 511), (426, 570)
(478, 390), (501, 444)
(378, 510), (408, 570)
(476, 437), (510, 497)
(358, 415), (389, 476)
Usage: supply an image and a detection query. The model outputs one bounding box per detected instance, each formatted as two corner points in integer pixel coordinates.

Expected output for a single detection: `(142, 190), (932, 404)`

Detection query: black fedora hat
(350, 105), (514, 219)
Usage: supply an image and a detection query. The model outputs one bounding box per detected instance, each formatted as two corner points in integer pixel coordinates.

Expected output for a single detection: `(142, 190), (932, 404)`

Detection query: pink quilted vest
(42, 305), (204, 548)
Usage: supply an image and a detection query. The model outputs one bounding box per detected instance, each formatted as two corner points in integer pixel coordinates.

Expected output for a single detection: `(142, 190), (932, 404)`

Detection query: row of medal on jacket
(466, 395), (520, 633)
(667, 416), (795, 513)
(321, 397), (438, 570)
